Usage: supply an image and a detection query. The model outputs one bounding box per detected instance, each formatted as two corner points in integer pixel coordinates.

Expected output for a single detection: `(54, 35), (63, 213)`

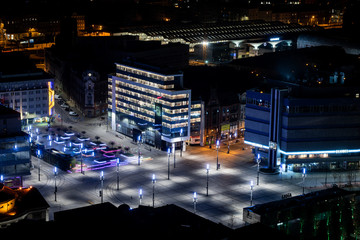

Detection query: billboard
(155, 103), (162, 125)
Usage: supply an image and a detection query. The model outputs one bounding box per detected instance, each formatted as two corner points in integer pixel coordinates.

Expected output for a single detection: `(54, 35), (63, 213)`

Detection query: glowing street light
(37, 149), (41, 181)
(152, 174), (156, 207)
(206, 164), (209, 196)
(256, 154), (261, 186)
(139, 188), (143, 205)
(100, 171), (104, 203)
(180, 128), (183, 157)
(216, 140), (220, 170)
(137, 135), (141, 166)
(167, 148), (171, 180)
(250, 180), (254, 206)
(173, 143), (176, 168)
(193, 192), (197, 213)
(54, 167), (58, 202)
(116, 158), (120, 190)
(302, 168), (307, 194)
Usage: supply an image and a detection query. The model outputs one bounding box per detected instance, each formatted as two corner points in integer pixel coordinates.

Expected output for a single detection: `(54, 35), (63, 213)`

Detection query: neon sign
(48, 82), (54, 116)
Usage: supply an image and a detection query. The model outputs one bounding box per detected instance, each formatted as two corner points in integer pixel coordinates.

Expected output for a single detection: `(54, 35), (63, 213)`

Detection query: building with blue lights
(244, 86), (360, 172)
(108, 62), (191, 150)
(0, 53), (54, 126)
(0, 105), (31, 179)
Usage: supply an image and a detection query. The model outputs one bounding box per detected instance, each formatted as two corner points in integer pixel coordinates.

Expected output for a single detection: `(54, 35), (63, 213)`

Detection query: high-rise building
(108, 62), (191, 150)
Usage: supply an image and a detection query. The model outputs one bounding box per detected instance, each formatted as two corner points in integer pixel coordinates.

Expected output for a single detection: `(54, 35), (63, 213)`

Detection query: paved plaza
(22, 115), (359, 229)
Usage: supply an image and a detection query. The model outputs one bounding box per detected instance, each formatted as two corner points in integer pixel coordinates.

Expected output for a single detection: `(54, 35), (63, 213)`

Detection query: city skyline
(1, 0), (360, 238)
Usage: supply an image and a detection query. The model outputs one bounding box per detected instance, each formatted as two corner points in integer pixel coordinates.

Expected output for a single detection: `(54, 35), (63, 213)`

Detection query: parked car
(54, 94), (62, 100)
(60, 103), (69, 108)
(69, 111), (79, 116)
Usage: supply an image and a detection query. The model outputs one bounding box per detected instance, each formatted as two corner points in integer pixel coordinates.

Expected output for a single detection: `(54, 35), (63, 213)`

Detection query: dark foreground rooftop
(0, 202), (287, 239)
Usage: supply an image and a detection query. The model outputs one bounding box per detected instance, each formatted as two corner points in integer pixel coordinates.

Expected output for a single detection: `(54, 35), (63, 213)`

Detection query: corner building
(108, 62), (191, 150)
(244, 87), (360, 172)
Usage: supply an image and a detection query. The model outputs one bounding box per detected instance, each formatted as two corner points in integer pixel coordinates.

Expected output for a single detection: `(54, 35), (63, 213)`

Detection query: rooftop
(118, 20), (317, 44)
(0, 185), (49, 222)
(244, 186), (351, 215)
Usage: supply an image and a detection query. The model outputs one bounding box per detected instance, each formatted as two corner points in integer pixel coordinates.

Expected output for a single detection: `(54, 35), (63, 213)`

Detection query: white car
(69, 111), (78, 116)
(60, 103), (69, 108)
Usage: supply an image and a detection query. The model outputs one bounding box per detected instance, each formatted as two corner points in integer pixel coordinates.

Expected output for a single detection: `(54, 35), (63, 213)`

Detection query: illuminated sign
(279, 149), (360, 155)
(270, 37), (280, 41)
(48, 82), (55, 116)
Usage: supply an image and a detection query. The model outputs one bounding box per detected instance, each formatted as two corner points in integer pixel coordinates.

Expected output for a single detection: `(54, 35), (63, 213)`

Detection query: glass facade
(108, 63), (191, 149)
(0, 135), (31, 176)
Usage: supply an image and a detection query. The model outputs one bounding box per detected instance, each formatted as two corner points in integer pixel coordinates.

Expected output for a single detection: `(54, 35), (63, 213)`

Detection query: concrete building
(0, 185), (49, 228)
(108, 61), (191, 150)
(45, 36), (189, 117)
(116, 20), (315, 62)
(0, 53), (54, 126)
(0, 105), (31, 178)
(243, 187), (358, 239)
(244, 85), (360, 172)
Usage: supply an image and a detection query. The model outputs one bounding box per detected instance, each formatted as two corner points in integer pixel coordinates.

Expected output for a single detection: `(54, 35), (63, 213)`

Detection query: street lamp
(139, 188), (143, 205)
(250, 180), (254, 206)
(37, 149), (41, 181)
(302, 168), (306, 194)
(206, 164), (209, 196)
(180, 128), (183, 157)
(1, 175), (3, 183)
(54, 167), (58, 202)
(167, 148), (171, 180)
(280, 163), (286, 180)
(193, 192), (197, 213)
(137, 135), (141, 166)
(80, 144), (84, 175)
(216, 140), (220, 170)
(256, 154), (261, 186)
(100, 171), (104, 203)
(173, 143), (176, 168)
(152, 174), (156, 208)
(116, 158), (120, 190)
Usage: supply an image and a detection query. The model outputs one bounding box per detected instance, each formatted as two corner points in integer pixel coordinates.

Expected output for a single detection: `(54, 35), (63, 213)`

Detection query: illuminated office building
(0, 53), (54, 125)
(108, 62), (191, 150)
(0, 105), (31, 178)
(245, 87), (360, 172)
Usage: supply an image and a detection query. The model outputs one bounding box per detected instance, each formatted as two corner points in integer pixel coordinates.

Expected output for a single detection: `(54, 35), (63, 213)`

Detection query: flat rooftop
(117, 20), (317, 44)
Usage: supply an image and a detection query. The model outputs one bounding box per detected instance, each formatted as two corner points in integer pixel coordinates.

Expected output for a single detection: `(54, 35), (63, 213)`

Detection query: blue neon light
(244, 140), (360, 155)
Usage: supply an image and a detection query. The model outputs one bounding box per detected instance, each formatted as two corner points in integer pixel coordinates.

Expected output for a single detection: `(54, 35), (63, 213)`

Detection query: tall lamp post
(116, 158), (120, 190)
(37, 149), (41, 181)
(100, 171), (104, 203)
(54, 167), (58, 202)
(80, 144), (84, 175)
(193, 192), (197, 213)
(173, 143), (176, 168)
(167, 148), (171, 180)
(206, 164), (209, 196)
(302, 168), (306, 194)
(152, 174), (156, 207)
(137, 135), (141, 166)
(256, 154), (261, 186)
(139, 188), (143, 205)
(180, 128), (183, 157)
(250, 180), (254, 206)
(216, 140), (220, 170)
